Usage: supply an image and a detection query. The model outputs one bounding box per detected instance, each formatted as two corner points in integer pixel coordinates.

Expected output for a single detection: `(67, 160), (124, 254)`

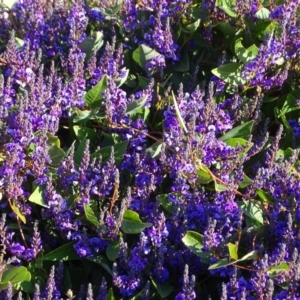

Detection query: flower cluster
(0, 0), (300, 299)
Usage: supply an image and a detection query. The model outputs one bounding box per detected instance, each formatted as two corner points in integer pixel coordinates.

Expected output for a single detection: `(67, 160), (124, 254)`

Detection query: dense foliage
(0, 0), (300, 299)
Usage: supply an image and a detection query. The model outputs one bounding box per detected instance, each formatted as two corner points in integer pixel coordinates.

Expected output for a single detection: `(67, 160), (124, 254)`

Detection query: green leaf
(78, 31), (104, 61)
(214, 22), (235, 42)
(47, 132), (60, 148)
(211, 63), (245, 86)
(182, 231), (204, 257)
(83, 203), (99, 227)
(208, 258), (230, 270)
(85, 75), (107, 108)
(88, 255), (112, 276)
(238, 201), (263, 224)
(267, 262), (290, 277)
(0, 266), (31, 290)
(106, 288), (116, 300)
(151, 277), (173, 298)
(74, 138), (88, 168)
(92, 140), (128, 165)
(196, 165), (213, 184)
(0, 0), (17, 8)
(10, 201), (26, 224)
(72, 109), (99, 124)
(116, 69), (129, 87)
(182, 19), (201, 33)
(126, 95), (149, 116)
(15, 38), (24, 50)
(224, 137), (253, 159)
(238, 250), (257, 262)
(106, 241), (119, 261)
(255, 7), (270, 19)
(256, 189), (276, 204)
(121, 210), (152, 234)
(239, 174), (253, 189)
(234, 38), (258, 63)
(157, 194), (175, 214)
(227, 242), (238, 260)
(172, 51), (189, 72)
(146, 141), (164, 158)
(219, 121), (254, 141)
(276, 148), (294, 161)
(214, 182), (228, 192)
(208, 251), (257, 270)
(44, 242), (79, 261)
(49, 145), (65, 166)
(246, 44), (259, 61)
(73, 126), (97, 143)
(104, 3), (122, 16)
(28, 186), (48, 208)
(133, 44), (161, 71)
(171, 91), (188, 134)
(216, 0), (237, 17)
(277, 94), (300, 123)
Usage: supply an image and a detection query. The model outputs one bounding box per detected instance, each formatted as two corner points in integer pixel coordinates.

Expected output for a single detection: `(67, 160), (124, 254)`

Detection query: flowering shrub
(0, 0), (300, 299)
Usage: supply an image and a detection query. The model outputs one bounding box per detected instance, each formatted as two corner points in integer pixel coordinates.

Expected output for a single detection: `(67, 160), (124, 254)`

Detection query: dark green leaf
(44, 242), (79, 261)
(157, 194), (175, 214)
(121, 210), (152, 234)
(92, 140), (128, 165)
(172, 51), (189, 72)
(88, 255), (112, 276)
(74, 139), (88, 168)
(83, 203), (99, 227)
(151, 277), (173, 298)
(106, 241), (119, 261)
(214, 22), (235, 41)
(219, 121), (254, 141)
(208, 258), (230, 270)
(239, 174), (253, 189)
(133, 44), (161, 71)
(126, 95), (149, 116)
(85, 75), (107, 108)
